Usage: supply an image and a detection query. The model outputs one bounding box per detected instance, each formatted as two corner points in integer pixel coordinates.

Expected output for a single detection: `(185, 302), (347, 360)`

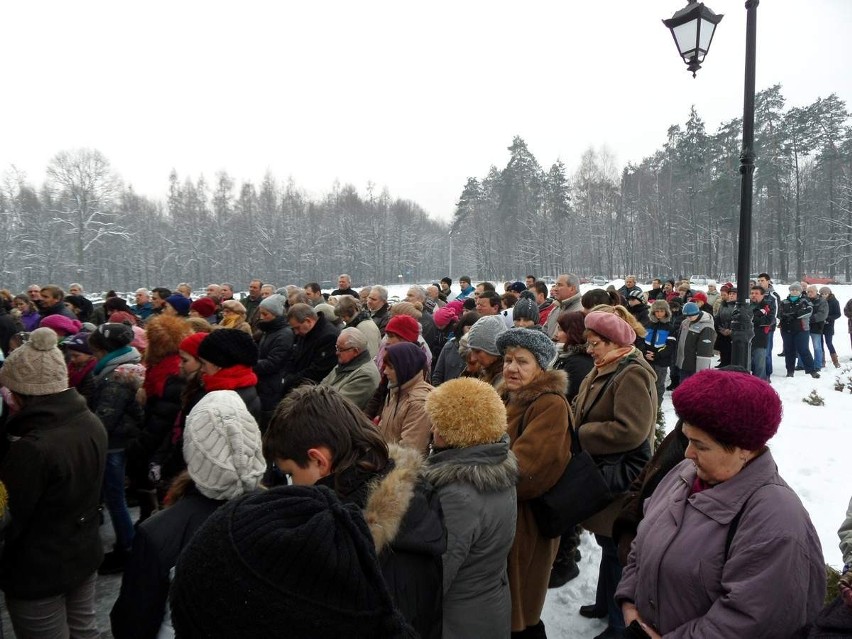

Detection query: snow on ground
(382, 280), (852, 638)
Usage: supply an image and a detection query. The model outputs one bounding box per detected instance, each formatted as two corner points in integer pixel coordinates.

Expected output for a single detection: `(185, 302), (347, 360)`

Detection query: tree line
(1, 82), (849, 293)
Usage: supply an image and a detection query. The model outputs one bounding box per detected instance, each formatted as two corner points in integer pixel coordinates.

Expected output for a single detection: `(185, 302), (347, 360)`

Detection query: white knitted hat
(183, 391), (266, 500)
(0, 327), (68, 395)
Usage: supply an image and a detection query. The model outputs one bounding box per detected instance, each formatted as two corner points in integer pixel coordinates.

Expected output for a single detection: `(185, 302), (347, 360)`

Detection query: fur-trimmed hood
(363, 444), (444, 555)
(496, 368), (567, 406)
(423, 434), (518, 492)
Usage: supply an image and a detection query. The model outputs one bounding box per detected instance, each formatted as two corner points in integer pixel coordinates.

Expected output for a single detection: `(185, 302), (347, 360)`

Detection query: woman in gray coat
(616, 370), (825, 638)
(423, 376), (518, 639)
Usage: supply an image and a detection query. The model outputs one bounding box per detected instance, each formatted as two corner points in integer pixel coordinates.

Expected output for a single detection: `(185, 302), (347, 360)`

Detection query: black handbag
(518, 392), (612, 539)
(595, 439), (652, 495)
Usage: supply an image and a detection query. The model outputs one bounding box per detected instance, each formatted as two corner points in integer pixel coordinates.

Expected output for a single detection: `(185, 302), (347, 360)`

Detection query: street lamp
(663, 2), (724, 77)
(663, 0), (759, 373)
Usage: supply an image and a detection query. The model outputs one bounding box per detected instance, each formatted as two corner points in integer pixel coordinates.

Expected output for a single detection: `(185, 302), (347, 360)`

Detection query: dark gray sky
(1, 0), (849, 221)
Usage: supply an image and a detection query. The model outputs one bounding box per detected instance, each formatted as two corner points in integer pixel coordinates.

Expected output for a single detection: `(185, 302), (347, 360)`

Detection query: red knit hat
(180, 332), (207, 359)
(191, 297), (218, 318)
(584, 311), (636, 347)
(385, 315), (420, 343)
(691, 291), (708, 304)
(672, 369), (782, 450)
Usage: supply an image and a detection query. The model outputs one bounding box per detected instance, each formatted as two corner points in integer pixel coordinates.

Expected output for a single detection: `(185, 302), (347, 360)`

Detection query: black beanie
(384, 342), (427, 387)
(197, 328), (258, 368)
(170, 484), (416, 639)
(88, 322), (134, 352)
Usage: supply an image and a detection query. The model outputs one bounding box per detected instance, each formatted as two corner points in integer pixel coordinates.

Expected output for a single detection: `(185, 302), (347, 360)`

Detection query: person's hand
(148, 463), (162, 484)
(644, 351), (654, 361)
(622, 602), (640, 626)
(840, 568), (852, 608)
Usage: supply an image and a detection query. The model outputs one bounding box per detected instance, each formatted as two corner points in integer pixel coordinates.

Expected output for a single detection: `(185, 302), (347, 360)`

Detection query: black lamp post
(664, 0), (758, 374)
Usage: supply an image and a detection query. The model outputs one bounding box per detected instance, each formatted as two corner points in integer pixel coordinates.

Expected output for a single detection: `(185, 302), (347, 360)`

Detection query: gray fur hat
(496, 327), (557, 370)
(466, 316), (507, 357)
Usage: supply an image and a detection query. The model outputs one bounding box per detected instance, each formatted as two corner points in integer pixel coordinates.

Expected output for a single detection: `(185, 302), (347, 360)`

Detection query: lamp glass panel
(672, 21), (698, 56)
(698, 18), (716, 51)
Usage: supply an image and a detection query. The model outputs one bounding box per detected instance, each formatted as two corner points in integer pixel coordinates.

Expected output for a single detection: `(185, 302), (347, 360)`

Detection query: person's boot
(810, 371), (821, 379)
(548, 537), (580, 588)
(832, 353), (841, 368)
(98, 545), (130, 575)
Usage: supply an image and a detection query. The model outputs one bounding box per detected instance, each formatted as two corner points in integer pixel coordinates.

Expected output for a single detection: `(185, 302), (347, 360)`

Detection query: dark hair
(453, 311), (481, 337)
(462, 297), (476, 311)
(305, 282), (322, 295)
(581, 288), (611, 311)
(152, 287), (172, 300)
(104, 296), (131, 314)
(477, 281), (496, 293)
(534, 281), (548, 297)
(478, 291), (501, 309)
(758, 272), (771, 281)
(526, 274), (536, 281)
(459, 275), (471, 285)
(264, 386), (389, 490)
(500, 293), (516, 309)
(556, 311), (587, 346)
(440, 277), (452, 287)
(751, 285), (766, 295)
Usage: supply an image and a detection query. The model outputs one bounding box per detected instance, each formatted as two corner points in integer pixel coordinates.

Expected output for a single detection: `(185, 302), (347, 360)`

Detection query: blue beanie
(683, 302), (701, 317)
(166, 294), (191, 317)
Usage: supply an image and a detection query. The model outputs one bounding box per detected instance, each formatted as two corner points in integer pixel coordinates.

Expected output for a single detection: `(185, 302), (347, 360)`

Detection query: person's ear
(306, 447), (333, 475)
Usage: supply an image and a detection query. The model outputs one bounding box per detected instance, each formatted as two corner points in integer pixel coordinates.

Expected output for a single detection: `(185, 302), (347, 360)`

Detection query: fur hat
(144, 314), (192, 365)
(512, 294), (540, 324)
(62, 331), (93, 355)
(385, 315), (420, 343)
(89, 322), (135, 352)
(649, 300), (672, 320)
(197, 328), (258, 368)
(170, 484), (415, 638)
(672, 369), (782, 450)
(39, 314), (82, 337)
(584, 311), (636, 347)
(179, 332), (207, 359)
(384, 342), (427, 387)
(183, 390), (266, 500)
(259, 294), (285, 317)
(190, 297), (218, 318)
(425, 377), (507, 447)
(682, 302), (701, 317)
(467, 316), (507, 357)
(222, 299), (247, 315)
(496, 327), (557, 370)
(0, 327), (68, 395)
(165, 294), (191, 317)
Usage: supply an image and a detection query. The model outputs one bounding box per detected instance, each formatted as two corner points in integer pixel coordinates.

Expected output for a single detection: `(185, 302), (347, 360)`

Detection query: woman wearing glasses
(573, 311), (657, 639)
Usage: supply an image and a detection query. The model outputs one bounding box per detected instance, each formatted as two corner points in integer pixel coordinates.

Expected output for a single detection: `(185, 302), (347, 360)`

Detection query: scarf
(68, 358), (96, 389)
(94, 346), (133, 376)
(202, 364), (258, 391)
(594, 346), (633, 369)
(144, 353), (182, 399)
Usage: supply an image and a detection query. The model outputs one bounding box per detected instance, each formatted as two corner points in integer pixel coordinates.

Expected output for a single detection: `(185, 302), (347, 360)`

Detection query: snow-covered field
(382, 280), (852, 638)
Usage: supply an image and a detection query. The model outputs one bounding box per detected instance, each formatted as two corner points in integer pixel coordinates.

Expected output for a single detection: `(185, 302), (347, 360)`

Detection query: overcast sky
(1, 0), (849, 222)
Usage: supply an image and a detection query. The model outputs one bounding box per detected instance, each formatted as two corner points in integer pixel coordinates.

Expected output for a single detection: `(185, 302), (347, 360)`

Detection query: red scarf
(202, 364), (258, 391)
(144, 354), (182, 399)
(68, 359), (96, 389)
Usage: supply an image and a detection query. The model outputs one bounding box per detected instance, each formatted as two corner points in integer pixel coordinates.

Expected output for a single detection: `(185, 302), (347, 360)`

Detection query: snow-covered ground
(381, 280), (852, 638)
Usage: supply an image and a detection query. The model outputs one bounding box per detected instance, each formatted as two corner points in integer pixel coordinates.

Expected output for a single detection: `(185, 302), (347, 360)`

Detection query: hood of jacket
(422, 434), (518, 493)
(687, 311), (714, 333)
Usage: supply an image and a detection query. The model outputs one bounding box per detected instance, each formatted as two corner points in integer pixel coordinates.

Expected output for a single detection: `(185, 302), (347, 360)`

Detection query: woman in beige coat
(496, 328), (571, 639)
(573, 311), (657, 639)
(378, 341), (434, 455)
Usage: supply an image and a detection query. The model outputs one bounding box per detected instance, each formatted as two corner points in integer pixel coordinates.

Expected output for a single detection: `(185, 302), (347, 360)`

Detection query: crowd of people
(0, 273), (848, 639)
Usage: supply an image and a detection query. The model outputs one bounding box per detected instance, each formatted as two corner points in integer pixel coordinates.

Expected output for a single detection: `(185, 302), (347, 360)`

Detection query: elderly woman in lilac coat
(615, 370), (825, 638)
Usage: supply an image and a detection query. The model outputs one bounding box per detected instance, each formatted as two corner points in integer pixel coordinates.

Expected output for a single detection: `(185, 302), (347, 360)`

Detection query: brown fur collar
(363, 444), (423, 551)
(497, 368), (567, 406)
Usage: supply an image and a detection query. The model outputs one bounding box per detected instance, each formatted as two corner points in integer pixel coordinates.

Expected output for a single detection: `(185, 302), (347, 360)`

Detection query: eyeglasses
(587, 340), (603, 349)
(335, 346), (356, 353)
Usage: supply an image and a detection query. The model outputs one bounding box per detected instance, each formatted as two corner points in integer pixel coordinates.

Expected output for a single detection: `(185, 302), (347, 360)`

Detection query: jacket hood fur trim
(363, 444), (423, 552)
(422, 439), (519, 493)
(496, 368), (568, 405)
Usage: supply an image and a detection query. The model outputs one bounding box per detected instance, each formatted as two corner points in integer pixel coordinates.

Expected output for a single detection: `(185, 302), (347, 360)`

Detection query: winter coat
(321, 350), (381, 410)
(281, 312), (339, 396)
(0, 389), (107, 599)
(419, 311), (444, 366)
(751, 299), (774, 349)
(499, 368), (572, 631)
(780, 296), (814, 334)
(551, 345), (594, 402)
(616, 451), (826, 638)
(127, 372), (185, 484)
(643, 316), (677, 369)
(90, 347), (145, 450)
(254, 316), (294, 411)
(545, 293), (583, 339)
(378, 375), (434, 455)
(431, 338), (466, 386)
(0, 309), (19, 357)
(422, 435), (518, 639)
(317, 445), (446, 639)
(573, 349), (657, 537)
(825, 295), (841, 337)
(111, 485), (223, 639)
(39, 299), (77, 320)
(715, 300), (736, 333)
(612, 420), (688, 566)
(19, 309), (40, 332)
(349, 310), (381, 357)
(627, 302), (650, 327)
(810, 294), (829, 334)
(371, 303), (391, 336)
(676, 311), (716, 373)
(840, 496), (852, 567)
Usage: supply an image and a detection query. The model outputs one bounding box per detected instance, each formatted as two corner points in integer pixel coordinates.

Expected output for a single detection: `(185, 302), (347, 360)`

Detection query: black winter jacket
(282, 313), (340, 396)
(127, 373), (185, 483)
(779, 296), (813, 334)
(254, 316), (294, 411)
(89, 348), (144, 450)
(552, 347), (594, 402)
(0, 389), (107, 599)
(111, 485), (223, 639)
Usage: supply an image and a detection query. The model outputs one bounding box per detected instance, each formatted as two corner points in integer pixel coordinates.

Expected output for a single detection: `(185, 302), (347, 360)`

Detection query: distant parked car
(590, 275), (607, 287)
(689, 275), (709, 286)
